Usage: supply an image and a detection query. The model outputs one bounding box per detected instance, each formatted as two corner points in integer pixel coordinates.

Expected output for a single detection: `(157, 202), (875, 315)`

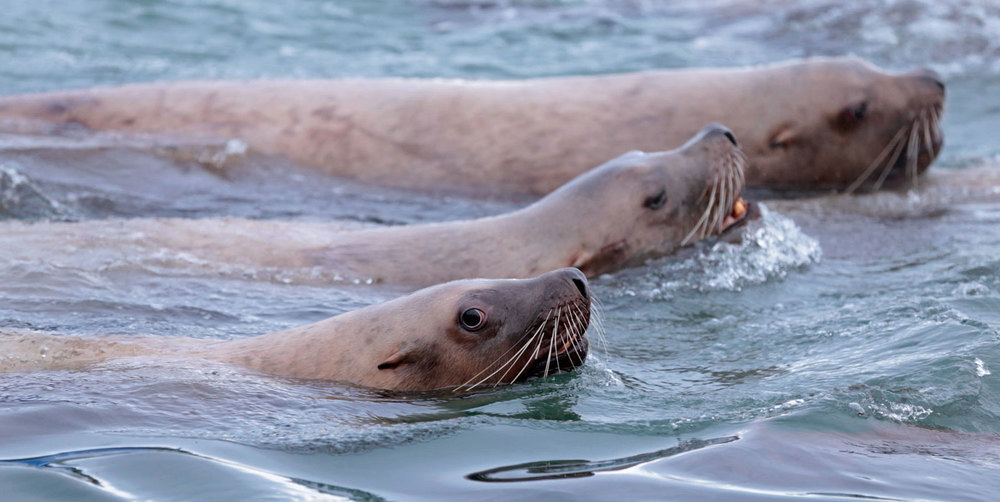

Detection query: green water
(1, 1), (999, 500)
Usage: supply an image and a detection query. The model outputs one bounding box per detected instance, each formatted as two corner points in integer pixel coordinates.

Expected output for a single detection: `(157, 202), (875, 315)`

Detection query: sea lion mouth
(521, 298), (591, 381)
(682, 148), (748, 245)
(720, 197), (753, 233)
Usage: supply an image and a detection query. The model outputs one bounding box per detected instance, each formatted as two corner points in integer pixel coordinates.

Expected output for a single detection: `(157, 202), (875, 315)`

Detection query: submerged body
(0, 125), (749, 287)
(0, 57), (943, 195)
(0, 269), (591, 391)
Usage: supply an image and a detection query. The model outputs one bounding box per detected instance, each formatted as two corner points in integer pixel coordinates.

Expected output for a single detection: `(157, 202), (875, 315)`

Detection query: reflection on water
(1, 446), (384, 501)
(466, 435), (739, 482)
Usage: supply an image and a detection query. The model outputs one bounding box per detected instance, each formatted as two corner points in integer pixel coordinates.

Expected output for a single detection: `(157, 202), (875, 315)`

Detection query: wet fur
(0, 57), (943, 195)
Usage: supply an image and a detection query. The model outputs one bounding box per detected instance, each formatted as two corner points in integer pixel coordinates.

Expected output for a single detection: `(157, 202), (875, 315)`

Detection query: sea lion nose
(555, 267), (589, 300)
(915, 67), (945, 94)
(701, 123), (738, 147)
(572, 277), (588, 300)
(723, 130), (738, 147)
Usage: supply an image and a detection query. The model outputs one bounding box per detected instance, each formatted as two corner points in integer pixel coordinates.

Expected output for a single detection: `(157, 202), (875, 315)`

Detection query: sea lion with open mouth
(0, 57), (943, 195)
(0, 268), (591, 392)
(0, 124), (751, 287)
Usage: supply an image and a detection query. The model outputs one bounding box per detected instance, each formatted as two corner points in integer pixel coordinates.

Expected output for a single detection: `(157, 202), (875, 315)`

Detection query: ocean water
(1, 0), (999, 500)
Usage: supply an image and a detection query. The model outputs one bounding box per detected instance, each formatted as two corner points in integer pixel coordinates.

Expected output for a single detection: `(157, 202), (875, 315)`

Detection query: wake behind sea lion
(0, 268), (591, 392)
(0, 57), (943, 195)
(0, 125), (750, 287)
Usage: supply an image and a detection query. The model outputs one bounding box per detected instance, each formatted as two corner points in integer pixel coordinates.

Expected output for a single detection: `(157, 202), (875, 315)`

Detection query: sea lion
(0, 124), (750, 287)
(0, 268), (591, 392)
(0, 57), (943, 195)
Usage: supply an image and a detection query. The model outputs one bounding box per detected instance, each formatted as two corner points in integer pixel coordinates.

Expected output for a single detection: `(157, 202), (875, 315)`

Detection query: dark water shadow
(466, 435), (739, 482)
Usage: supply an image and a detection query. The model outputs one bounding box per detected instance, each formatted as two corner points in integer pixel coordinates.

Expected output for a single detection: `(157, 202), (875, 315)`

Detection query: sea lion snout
(534, 267), (590, 302)
(910, 67), (946, 95)
(684, 123), (740, 149)
(558, 267), (589, 300)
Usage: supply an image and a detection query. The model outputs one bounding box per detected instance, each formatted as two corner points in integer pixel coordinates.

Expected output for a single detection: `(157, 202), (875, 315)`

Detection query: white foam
(975, 358), (991, 377)
(607, 205), (821, 297)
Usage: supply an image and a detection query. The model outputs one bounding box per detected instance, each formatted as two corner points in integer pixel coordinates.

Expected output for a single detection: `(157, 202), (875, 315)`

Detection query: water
(1, 0), (1000, 500)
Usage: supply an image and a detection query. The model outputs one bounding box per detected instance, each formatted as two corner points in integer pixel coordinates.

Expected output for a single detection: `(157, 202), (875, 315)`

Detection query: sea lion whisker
(921, 108), (936, 159)
(458, 335), (534, 391)
(530, 309), (555, 361)
(492, 327), (547, 388)
(583, 303), (609, 361)
(512, 313), (558, 384)
(571, 316), (590, 366)
(455, 309), (551, 391)
(493, 307), (562, 387)
(722, 161), (738, 228)
(564, 308), (586, 365)
(543, 309), (560, 378)
(721, 161), (735, 227)
(845, 125), (908, 194)
(559, 310), (578, 360)
(727, 169), (735, 196)
(900, 121), (914, 188)
(554, 307), (565, 374)
(574, 299), (604, 358)
(872, 126), (911, 191)
(468, 329), (541, 391)
(683, 182), (717, 245)
(712, 167), (730, 234)
(566, 323), (585, 367)
(905, 119), (920, 188)
(486, 309), (555, 381)
(509, 330), (547, 386)
(695, 183), (718, 241)
(733, 157), (743, 195)
(714, 169), (729, 232)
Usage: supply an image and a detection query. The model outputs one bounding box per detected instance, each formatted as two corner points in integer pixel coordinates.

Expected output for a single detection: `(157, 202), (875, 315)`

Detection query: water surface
(1, 1), (999, 500)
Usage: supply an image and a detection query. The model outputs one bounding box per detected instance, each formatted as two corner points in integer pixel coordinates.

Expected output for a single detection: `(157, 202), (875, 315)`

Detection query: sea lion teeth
(732, 198), (746, 219)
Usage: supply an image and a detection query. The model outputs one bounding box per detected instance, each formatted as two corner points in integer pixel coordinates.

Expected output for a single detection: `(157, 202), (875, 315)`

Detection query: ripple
(0, 446), (383, 501)
(466, 435), (739, 482)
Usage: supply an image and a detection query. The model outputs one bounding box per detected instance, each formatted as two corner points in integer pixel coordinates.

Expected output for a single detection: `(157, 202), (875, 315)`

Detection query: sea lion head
(743, 57), (945, 192)
(544, 124), (748, 276)
(366, 267), (591, 392)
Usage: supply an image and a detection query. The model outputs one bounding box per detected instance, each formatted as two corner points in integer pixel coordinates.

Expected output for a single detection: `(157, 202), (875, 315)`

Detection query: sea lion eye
(459, 308), (487, 331)
(838, 101), (868, 127)
(644, 189), (667, 210)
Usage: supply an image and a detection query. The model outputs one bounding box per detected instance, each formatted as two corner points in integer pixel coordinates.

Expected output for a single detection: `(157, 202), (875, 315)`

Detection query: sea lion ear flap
(769, 126), (797, 150)
(377, 350), (411, 370)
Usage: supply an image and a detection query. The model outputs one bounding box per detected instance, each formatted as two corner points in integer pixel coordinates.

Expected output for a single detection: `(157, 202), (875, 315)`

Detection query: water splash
(604, 205), (821, 297)
(975, 358), (991, 377)
(0, 164), (72, 220)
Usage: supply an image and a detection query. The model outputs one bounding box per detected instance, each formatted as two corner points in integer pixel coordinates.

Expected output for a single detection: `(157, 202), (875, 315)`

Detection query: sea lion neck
(504, 196), (615, 275)
(203, 302), (404, 384)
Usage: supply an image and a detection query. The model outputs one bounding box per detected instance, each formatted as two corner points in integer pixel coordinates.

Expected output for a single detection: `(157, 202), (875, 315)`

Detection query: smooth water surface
(1, 1), (999, 500)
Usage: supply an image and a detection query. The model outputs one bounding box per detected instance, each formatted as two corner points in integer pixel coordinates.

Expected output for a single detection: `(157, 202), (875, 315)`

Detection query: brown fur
(0, 126), (746, 288)
(0, 57), (943, 195)
(0, 269), (592, 391)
